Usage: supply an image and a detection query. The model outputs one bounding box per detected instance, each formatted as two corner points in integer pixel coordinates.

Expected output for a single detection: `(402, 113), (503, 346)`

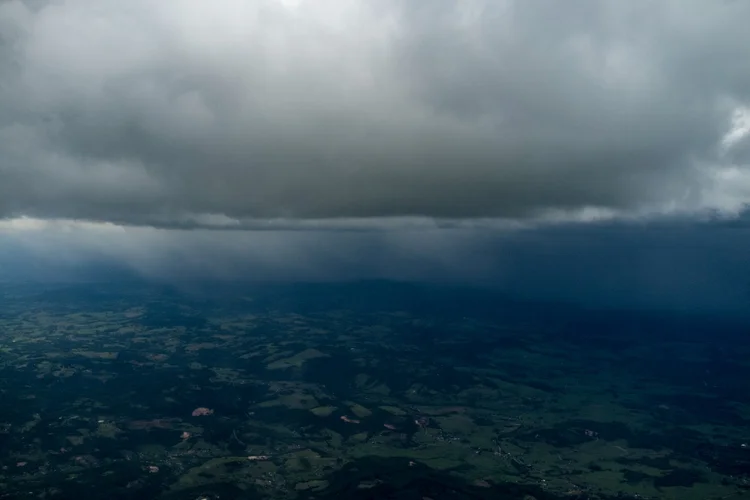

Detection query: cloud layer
(2, 0), (750, 227)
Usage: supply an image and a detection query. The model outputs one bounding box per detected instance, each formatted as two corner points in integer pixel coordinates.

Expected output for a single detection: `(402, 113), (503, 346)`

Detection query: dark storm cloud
(1, 0), (750, 227)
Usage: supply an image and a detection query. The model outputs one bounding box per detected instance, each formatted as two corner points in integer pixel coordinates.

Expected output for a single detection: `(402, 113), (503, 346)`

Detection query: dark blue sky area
(2, 213), (748, 319)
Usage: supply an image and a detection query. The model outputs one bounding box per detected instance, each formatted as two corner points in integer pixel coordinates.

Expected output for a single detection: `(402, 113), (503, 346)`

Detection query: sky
(1, 0), (750, 315)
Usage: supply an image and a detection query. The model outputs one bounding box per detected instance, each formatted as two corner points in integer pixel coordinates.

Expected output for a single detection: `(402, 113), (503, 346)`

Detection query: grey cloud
(1, 0), (750, 226)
